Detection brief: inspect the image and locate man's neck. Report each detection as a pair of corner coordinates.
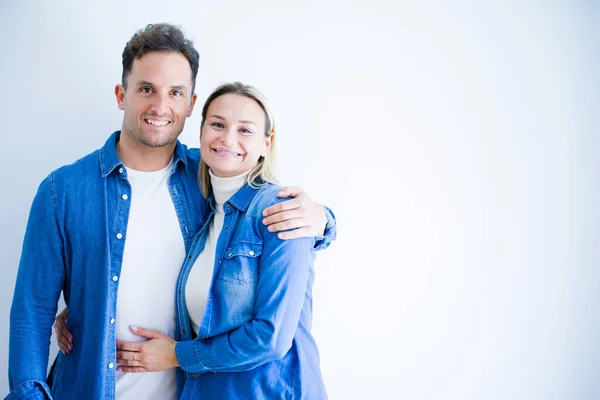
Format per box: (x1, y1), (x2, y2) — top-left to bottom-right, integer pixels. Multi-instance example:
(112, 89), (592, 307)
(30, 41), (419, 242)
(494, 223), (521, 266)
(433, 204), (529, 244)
(116, 130), (177, 172)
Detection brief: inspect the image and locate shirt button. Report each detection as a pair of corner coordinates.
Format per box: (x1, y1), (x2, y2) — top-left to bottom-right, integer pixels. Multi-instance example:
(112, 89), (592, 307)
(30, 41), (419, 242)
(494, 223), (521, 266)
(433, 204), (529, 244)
(116, 233), (123, 239)
(192, 373), (197, 378)
(217, 259), (221, 264)
(208, 297), (212, 302)
(118, 168), (123, 174)
(228, 253), (232, 258)
(225, 226), (229, 230)
(108, 363), (114, 369)
(110, 318), (115, 324)
(122, 194), (128, 200)
(249, 251), (255, 256)
(112, 275), (118, 282)
(226, 204), (230, 209)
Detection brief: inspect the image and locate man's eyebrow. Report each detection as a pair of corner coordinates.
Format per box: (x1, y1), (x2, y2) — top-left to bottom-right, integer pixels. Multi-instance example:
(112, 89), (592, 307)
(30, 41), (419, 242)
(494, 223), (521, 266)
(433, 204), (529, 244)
(135, 81), (189, 91)
(135, 80), (155, 87)
(170, 85), (188, 91)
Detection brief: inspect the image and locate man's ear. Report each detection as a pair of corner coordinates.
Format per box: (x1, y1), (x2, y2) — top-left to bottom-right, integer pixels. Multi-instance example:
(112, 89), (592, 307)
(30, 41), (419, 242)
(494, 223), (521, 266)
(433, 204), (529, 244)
(187, 93), (198, 117)
(115, 84), (126, 111)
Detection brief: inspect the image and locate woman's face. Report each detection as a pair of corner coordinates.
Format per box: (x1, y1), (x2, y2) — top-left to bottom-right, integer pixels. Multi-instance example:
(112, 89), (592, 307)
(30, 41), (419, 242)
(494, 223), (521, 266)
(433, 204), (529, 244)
(200, 94), (272, 178)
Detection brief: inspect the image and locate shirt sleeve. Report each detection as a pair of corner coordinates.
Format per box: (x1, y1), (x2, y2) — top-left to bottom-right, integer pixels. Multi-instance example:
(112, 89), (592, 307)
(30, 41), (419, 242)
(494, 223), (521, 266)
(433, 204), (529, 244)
(5, 380), (53, 399)
(175, 223), (314, 373)
(9, 174), (65, 395)
(313, 205), (337, 251)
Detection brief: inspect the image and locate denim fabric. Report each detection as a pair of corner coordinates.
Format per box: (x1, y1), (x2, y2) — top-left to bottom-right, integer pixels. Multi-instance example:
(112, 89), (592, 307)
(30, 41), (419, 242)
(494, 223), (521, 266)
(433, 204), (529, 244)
(174, 183), (328, 400)
(8, 131), (336, 400)
(8, 132), (207, 399)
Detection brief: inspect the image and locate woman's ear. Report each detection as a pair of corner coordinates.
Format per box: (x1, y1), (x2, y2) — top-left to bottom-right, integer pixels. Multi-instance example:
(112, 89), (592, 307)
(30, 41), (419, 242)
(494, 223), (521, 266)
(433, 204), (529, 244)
(262, 134), (274, 156)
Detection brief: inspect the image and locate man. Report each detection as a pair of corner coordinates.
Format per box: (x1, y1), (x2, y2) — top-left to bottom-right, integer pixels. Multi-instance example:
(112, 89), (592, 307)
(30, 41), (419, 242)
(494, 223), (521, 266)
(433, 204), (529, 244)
(8, 23), (335, 400)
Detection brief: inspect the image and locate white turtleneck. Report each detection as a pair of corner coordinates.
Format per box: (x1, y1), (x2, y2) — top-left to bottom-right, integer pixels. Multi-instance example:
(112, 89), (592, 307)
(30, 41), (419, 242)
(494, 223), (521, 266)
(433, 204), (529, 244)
(186, 170), (249, 335)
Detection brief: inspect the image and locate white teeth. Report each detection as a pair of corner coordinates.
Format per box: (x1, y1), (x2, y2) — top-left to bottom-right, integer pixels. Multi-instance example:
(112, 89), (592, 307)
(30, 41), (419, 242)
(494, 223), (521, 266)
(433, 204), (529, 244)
(216, 149), (241, 156)
(146, 119), (169, 126)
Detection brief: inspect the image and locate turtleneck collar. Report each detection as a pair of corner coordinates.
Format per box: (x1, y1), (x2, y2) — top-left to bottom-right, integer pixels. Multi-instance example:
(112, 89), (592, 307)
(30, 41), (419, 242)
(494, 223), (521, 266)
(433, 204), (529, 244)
(209, 169), (250, 212)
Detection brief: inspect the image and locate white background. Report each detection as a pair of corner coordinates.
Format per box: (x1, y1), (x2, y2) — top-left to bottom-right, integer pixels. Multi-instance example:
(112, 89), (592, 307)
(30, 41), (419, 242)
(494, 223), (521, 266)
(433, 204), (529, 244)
(1, 1), (598, 399)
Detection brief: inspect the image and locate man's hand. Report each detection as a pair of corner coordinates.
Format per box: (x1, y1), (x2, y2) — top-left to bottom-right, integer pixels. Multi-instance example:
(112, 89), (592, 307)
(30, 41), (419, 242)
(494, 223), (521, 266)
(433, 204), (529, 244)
(116, 326), (179, 373)
(53, 307), (73, 355)
(262, 186), (327, 240)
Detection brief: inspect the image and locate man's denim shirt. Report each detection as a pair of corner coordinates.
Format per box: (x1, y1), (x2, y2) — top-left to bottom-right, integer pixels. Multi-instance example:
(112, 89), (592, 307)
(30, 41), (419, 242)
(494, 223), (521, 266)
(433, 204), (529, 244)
(7, 131), (337, 400)
(174, 183), (328, 399)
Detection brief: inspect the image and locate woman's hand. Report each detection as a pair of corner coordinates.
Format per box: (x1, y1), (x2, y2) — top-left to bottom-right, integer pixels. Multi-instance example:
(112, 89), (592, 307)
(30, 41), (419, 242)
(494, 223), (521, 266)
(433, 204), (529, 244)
(53, 307), (73, 354)
(116, 326), (179, 373)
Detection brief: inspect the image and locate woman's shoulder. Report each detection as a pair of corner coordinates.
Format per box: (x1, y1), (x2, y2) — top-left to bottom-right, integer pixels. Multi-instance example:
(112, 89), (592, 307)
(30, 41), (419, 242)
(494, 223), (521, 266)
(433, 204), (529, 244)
(245, 183), (284, 217)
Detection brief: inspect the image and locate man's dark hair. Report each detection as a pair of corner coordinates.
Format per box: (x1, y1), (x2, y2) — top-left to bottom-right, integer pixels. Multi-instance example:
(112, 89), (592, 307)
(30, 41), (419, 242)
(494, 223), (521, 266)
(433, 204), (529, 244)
(121, 23), (200, 93)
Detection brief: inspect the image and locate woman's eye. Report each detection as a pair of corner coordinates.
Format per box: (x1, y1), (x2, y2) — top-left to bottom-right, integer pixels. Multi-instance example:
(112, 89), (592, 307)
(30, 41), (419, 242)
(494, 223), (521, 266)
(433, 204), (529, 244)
(211, 122), (224, 129)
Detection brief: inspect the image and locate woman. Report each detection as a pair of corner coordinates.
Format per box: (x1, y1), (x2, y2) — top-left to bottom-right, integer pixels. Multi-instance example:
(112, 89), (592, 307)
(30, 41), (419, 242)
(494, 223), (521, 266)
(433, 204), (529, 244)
(105, 82), (326, 399)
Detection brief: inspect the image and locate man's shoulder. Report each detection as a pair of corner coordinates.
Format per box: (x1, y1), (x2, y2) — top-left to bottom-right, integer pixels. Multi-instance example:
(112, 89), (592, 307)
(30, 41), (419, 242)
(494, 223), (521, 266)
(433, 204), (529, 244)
(185, 146), (200, 161)
(46, 148), (102, 187)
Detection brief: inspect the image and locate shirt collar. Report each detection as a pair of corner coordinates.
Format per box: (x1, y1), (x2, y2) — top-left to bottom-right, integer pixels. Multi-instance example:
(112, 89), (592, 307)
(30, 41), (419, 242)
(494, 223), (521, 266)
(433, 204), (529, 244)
(99, 131), (189, 178)
(207, 181), (262, 213)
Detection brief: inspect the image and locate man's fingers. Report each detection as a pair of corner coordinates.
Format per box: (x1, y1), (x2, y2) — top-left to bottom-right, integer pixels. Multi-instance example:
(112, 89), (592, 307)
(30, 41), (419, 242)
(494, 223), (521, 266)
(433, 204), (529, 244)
(276, 186), (304, 198)
(277, 227), (313, 240)
(263, 209), (308, 227)
(116, 340), (142, 352)
(262, 197), (303, 218)
(266, 218), (308, 234)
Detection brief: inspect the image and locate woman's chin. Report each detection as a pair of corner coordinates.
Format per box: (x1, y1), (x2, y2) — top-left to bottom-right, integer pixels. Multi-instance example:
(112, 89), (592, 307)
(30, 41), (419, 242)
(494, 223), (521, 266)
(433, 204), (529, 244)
(208, 166), (245, 178)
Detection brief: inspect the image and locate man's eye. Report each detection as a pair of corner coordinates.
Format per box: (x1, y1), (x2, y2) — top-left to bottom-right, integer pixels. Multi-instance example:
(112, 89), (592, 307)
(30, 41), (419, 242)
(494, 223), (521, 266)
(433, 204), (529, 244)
(140, 87), (153, 94)
(172, 90), (182, 97)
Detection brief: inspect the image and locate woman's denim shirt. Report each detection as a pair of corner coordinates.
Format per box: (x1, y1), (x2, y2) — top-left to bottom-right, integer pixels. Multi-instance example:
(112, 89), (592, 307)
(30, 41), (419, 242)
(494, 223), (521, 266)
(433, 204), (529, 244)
(174, 183), (329, 400)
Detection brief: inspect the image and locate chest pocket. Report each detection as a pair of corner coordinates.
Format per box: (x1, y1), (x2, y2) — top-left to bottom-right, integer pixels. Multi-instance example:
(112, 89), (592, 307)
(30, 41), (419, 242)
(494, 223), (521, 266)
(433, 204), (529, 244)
(219, 240), (262, 284)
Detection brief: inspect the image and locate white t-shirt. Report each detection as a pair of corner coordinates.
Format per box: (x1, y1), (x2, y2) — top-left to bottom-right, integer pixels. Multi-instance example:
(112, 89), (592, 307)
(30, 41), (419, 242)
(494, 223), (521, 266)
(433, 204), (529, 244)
(186, 170), (248, 335)
(115, 159), (185, 400)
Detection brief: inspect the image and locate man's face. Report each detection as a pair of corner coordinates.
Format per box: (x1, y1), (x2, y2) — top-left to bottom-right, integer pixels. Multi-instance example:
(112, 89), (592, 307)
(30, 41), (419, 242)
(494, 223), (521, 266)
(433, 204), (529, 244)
(115, 51), (197, 148)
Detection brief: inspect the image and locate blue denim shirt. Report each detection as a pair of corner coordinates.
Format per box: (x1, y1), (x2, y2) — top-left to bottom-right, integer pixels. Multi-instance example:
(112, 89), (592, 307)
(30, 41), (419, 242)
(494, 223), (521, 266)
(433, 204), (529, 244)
(8, 131), (336, 400)
(174, 183), (329, 400)
(8, 132), (208, 400)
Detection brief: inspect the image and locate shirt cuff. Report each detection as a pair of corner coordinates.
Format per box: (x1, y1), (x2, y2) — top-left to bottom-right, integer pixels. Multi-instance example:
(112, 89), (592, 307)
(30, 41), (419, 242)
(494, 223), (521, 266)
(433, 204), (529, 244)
(6, 380), (52, 400)
(313, 206), (337, 251)
(175, 340), (210, 374)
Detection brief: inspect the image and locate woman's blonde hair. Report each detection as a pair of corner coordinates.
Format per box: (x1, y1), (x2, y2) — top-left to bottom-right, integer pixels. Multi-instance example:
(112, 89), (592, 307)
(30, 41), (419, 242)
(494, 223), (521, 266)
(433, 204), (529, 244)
(198, 82), (277, 198)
